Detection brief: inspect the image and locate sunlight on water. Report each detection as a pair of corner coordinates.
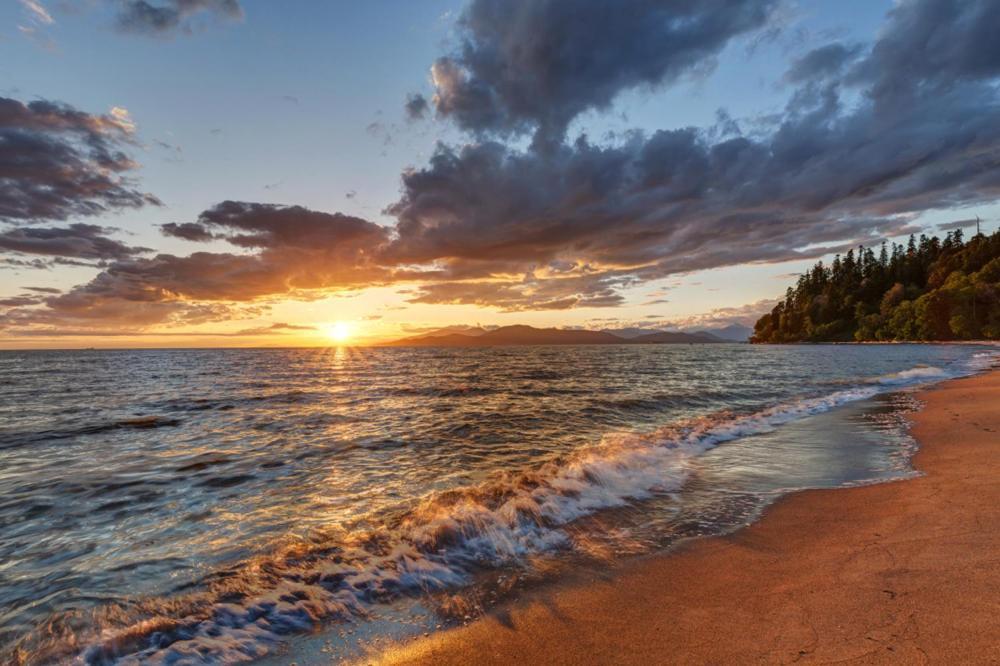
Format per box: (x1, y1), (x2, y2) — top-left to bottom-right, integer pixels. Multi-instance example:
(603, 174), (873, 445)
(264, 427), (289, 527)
(0, 344), (995, 664)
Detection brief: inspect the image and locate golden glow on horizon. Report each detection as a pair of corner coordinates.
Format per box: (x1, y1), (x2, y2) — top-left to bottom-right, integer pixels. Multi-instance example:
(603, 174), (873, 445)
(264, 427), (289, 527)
(324, 321), (353, 344)
(0, 261), (808, 349)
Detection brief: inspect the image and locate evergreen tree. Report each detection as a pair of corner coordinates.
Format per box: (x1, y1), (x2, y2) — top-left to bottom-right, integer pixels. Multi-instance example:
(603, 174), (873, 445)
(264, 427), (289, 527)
(752, 230), (1000, 342)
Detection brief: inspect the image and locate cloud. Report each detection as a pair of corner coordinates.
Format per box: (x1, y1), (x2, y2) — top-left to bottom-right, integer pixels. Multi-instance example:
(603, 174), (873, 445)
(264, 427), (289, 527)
(0, 201), (392, 333)
(160, 221), (217, 242)
(8, 0), (1000, 337)
(0, 224), (149, 260)
(1, 255), (119, 270)
(63, 219), (386, 303)
(384, 131), (913, 280)
(365, 120), (394, 148)
(404, 93), (429, 121)
(194, 200), (390, 253)
(108, 106), (135, 132)
(17, 0), (56, 49)
(405, 272), (626, 311)
(154, 139), (182, 155)
(422, 0), (779, 145)
(0, 322), (317, 338)
(846, 0), (1000, 102)
(784, 42), (861, 83)
(114, 0), (243, 36)
(0, 296), (42, 307)
(385, 0), (1000, 309)
(1, 257), (51, 270)
(936, 218), (982, 232)
(234, 322), (315, 335)
(19, 0), (54, 25)
(0, 291), (262, 333)
(0, 97), (160, 223)
(654, 298), (780, 329)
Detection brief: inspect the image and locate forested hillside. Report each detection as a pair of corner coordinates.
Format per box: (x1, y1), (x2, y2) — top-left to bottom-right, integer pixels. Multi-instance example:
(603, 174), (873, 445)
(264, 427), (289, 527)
(752, 229), (1000, 343)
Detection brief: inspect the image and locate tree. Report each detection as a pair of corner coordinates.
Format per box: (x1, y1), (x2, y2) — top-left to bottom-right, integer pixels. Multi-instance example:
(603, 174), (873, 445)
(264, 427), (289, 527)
(750, 229), (1000, 343)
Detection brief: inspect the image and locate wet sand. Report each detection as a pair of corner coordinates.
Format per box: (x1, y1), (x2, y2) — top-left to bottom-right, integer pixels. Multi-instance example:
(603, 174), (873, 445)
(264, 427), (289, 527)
(375, 369), (1000, 665)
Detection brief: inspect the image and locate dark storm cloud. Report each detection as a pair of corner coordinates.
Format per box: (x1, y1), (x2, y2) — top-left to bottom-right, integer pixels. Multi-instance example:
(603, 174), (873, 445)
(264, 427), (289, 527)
(847, 0), (1000, 102)
(0, 97), (160, 223)
(0, 223), (149, 260)
(384, 129), (916, 278)
(115, 0), (243, 36)
(194, 200), (389, 251)
(423, 0), (779, 144)
(784, 42), (861, 83)
(387, 0), (1000, 304)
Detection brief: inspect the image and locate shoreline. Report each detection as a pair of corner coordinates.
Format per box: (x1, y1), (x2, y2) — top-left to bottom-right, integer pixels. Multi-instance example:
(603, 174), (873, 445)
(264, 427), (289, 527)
(372, 367), (1000, 664)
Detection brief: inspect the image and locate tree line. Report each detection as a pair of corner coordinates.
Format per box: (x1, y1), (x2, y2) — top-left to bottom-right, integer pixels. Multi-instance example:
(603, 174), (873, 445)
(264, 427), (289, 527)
(751, 228), (1000, 343)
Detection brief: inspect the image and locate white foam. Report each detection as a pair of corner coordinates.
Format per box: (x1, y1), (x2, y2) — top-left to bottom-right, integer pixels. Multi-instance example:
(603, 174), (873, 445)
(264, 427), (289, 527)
(874, 365), (949, 384)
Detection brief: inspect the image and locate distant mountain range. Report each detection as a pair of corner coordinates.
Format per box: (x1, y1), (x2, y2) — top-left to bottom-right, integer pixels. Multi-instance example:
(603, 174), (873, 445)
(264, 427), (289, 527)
(382, 324), (750, 347)
(600, 324), (752, 342)
(696, 323), (754, 342)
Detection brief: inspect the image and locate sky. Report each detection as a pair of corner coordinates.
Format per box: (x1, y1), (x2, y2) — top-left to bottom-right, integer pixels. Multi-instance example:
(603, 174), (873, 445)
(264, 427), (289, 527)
(1, 0), (998, 348)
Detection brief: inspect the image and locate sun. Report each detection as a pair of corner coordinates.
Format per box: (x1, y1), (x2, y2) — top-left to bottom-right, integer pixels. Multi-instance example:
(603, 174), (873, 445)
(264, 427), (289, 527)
(324, 321), (353, 344)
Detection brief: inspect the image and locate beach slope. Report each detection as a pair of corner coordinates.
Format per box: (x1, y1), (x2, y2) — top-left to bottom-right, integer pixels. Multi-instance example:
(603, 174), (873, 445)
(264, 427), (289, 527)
(376, 369), (1000, 665)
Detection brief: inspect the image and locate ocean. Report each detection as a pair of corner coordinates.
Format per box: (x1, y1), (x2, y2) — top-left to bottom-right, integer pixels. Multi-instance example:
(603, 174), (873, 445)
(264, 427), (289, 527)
(0, 344), (996, 664)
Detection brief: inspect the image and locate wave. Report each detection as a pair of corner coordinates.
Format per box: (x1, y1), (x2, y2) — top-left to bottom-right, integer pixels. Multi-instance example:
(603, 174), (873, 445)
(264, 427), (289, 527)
(151, 390), (323, 412)
(0, 389), (343, 451)
(585, 388), (747, 415)
(0, 415), (182, 450)
(872, 365), (949, 385)
(871, 349), (999, 385)
(384, 385), (496, 398)
(8, 352), (997, 665)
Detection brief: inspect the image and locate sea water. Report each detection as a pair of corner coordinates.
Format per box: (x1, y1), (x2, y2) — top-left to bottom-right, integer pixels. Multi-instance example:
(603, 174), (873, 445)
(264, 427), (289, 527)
(0, 344), (995, 663)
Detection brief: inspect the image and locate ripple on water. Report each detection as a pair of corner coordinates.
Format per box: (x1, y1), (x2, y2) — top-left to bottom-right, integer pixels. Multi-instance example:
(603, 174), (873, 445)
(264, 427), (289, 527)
(0, 345), (995, 663)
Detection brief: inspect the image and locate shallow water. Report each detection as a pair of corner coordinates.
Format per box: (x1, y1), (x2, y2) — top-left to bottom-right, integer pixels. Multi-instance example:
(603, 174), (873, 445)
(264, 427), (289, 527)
(0, 344), (994, 663)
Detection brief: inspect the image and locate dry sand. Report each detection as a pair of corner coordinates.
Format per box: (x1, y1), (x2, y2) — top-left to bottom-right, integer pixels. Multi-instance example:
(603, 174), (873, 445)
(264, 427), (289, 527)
(375, 369), (1000, 665)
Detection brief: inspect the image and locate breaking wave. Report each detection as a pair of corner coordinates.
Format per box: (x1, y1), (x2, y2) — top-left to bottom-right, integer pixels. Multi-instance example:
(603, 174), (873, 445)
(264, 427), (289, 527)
(872, 365), (950, 385)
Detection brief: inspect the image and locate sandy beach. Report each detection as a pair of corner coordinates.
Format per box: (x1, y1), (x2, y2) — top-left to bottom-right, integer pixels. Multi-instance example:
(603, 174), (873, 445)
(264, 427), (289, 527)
(375, 368), (1000, 665)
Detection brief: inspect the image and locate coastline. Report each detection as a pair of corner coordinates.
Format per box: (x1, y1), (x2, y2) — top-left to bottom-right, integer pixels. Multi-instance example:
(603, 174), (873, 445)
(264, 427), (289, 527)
(372, 367), (1000, 665)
